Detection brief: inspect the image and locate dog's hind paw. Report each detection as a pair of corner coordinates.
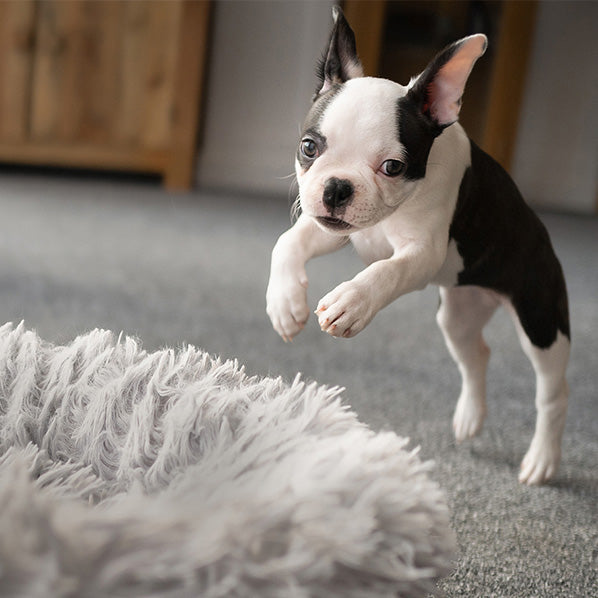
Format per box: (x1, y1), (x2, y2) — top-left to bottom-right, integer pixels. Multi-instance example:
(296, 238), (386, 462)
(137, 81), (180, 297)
(519, 443), (560, 485)
(452, 395), (486, 443)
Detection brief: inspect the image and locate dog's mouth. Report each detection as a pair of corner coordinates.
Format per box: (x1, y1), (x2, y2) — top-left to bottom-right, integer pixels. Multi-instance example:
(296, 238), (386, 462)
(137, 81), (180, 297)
(316, 216), (353, 231)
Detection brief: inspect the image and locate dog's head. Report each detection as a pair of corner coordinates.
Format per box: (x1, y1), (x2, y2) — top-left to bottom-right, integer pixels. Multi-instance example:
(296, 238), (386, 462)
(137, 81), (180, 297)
(296, 7), (487, 234)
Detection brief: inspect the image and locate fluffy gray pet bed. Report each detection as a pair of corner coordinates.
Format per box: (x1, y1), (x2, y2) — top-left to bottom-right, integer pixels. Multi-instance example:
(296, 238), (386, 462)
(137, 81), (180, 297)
(0, 322), (455, 598)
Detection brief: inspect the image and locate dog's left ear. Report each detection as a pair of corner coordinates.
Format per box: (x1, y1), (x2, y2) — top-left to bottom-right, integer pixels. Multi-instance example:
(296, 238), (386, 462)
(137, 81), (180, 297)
(315, 6), (364, 98)
(408, 34), (487, 130)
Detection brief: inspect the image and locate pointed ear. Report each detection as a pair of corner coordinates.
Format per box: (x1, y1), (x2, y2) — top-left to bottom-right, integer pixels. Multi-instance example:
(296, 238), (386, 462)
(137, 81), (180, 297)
(315, 6), (364, 98)
(408, 34), (487, 129)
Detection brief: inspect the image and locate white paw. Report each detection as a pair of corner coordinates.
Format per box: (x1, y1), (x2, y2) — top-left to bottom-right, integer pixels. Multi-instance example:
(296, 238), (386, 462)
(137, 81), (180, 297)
(266, 276), (310, 342)
(519, 440), (561, 485)
(315, 281), (374, 338)
(452, 394), (486, 443)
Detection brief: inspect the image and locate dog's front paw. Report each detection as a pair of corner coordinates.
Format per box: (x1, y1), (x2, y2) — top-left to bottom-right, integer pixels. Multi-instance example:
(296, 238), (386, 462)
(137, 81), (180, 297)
(266, 276), (310, 342)
(316, 281), (374, 338)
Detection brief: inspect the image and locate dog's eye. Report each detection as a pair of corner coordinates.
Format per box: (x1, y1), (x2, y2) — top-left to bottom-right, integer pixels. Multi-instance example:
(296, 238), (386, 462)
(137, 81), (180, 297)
(301, 139), (318, 159)
(381, 159), (405, 177)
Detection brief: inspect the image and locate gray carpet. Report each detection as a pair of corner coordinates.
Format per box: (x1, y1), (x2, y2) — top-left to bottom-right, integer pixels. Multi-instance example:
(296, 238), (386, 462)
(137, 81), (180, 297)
(0, 170), (596, 597)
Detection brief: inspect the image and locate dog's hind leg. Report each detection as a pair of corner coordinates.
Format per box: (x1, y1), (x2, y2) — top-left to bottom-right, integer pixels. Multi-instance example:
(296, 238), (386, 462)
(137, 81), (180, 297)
(437, 286), (500, 442)
(503, 301), (570, 485)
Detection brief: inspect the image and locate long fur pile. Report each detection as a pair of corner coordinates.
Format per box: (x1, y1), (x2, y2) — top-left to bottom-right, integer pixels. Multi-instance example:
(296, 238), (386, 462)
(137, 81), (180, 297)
(0, 322), (455, 597)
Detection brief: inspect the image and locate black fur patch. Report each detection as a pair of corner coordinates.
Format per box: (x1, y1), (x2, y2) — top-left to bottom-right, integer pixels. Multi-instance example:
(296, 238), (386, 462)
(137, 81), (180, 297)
(297, 86), (343, 171)
(396, 95), (443, 181)
(450, 140), (570, 348)
(315, 7), (360, 96)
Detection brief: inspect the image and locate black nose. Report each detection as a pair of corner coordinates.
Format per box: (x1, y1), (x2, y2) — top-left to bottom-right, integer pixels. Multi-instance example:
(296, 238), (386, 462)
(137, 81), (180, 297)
(322, 177), (354, 211)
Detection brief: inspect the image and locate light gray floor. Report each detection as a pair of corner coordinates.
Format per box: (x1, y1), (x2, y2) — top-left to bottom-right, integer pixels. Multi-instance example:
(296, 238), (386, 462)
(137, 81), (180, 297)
(0, 171), (596, 597)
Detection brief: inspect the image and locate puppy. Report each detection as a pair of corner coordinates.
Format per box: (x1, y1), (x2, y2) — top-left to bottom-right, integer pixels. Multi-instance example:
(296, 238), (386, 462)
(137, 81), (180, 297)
(266, 7), (570, 485)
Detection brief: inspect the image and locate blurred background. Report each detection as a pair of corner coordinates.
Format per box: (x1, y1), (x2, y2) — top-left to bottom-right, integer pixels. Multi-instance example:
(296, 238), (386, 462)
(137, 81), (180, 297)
(0, 0), (596, 211)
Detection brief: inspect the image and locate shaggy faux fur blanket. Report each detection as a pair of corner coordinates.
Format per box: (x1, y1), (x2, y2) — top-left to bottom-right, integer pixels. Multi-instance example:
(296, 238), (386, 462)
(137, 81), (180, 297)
(0, 322), (455, 598)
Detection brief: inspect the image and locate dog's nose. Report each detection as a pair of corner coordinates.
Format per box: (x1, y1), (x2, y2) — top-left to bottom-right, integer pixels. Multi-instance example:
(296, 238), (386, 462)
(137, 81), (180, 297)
(322, 177), (354, 211)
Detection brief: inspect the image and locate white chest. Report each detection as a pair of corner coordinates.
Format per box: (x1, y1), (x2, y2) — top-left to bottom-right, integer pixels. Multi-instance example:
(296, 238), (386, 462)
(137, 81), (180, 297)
(349, 226), (393, 265)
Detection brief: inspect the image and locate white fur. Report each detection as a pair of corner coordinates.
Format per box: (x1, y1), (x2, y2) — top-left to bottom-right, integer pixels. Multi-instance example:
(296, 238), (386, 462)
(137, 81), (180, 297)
(436, 286), (499, 442)
(506, 309), (570, 485)
(298, 78), (417, 230)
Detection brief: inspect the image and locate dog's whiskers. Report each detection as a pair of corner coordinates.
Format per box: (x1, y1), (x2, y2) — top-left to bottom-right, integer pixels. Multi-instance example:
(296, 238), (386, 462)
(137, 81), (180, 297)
(277, 172), (297, 181)
(290, 194), (302, 223)
(284, 174), (301, 223)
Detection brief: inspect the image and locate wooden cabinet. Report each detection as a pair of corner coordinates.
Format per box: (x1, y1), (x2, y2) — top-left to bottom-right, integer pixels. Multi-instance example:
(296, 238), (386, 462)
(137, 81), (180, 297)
(0, 0), (210, 190)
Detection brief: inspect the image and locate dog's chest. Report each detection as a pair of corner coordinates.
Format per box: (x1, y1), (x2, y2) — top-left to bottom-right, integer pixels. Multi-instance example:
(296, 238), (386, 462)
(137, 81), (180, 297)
(350, 227), (393, 265)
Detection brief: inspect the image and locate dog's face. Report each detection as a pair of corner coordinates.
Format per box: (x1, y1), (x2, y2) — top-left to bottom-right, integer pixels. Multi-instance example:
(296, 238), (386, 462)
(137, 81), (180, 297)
(296, 77), (422, 233)
(296, 7), (486, 235)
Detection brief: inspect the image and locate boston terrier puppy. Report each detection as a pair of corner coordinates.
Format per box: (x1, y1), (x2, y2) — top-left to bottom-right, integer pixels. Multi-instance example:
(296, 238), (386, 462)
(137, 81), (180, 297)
(266, 7), (570, 485)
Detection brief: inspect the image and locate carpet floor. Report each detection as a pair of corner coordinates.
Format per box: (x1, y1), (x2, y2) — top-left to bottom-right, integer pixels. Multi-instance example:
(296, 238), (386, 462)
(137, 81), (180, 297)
(0, 170), (596, 597)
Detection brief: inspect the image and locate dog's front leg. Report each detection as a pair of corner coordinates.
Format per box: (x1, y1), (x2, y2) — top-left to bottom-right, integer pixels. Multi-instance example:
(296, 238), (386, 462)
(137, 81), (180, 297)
(316, 240), (444, 338)
(267, 214), (348, 341)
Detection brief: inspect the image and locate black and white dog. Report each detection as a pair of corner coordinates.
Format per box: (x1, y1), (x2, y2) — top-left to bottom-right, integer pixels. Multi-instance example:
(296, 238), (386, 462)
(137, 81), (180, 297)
(266, 8), (570, 485)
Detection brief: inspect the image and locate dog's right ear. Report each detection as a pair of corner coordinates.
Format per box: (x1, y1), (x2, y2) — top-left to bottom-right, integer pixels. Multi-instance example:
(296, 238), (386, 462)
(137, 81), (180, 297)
(407, 34), (487, 130)
(315, 6), (364, 99)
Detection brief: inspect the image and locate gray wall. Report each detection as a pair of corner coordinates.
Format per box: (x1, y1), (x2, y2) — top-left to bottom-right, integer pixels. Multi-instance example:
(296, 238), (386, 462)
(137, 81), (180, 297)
(511, 0), (598, 214)
(197, 0), (334, 196)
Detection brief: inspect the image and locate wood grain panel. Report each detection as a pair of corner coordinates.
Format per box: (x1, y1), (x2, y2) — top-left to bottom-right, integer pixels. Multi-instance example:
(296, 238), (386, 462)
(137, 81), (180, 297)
(140, 1), (182, 149)
(0, 0), (209, 189)
(165, 0), (211, 189)
(30, 1), (68, 140)
(0, 1), (37, 141)
(116, 1), (147, 146)
(75, 1), (123, 144)
(0, 140), (168, 173)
